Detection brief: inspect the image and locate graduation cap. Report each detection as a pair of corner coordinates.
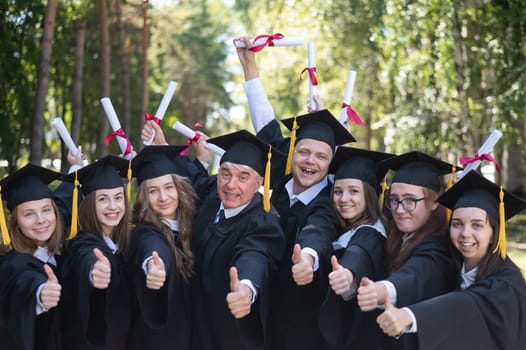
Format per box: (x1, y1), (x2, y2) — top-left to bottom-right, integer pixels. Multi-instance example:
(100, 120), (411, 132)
(378, 151), (459, 192)
(61, 155), (130, 239)
(330, 146), (395, 197)
(207, 130), (285, 212)
(281, 109), (356, 175)
(0, 164), (62, 245)
(131, 145), (187, 185)
(438, 170), (526, 259)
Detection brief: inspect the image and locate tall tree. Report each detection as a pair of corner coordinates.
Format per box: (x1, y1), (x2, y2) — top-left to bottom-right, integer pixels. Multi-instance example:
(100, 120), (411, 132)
(140, 0), (149, 139)
(97, 0), (111, 157)
(115, 0), (131, 131)
(29, 0), (58, 164)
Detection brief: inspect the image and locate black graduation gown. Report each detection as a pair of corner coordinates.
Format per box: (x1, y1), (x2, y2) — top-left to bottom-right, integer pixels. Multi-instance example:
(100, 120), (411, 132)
(257, 120), (340, 350)
(318, 226), (389, 350)
(386, 234), (459, 350)
(409, 259), (526, 350)
(125, 223), (191, 350)
(191, 191), (285, 350)
(60, 232), (130, 350)
(0, 252), (61, 350)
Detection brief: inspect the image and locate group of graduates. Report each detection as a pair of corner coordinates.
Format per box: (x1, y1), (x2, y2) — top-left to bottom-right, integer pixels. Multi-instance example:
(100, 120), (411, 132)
(1, 37), (526, 350)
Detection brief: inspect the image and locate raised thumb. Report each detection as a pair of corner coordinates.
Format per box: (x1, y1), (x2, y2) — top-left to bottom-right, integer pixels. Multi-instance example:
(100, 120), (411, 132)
(93, 248), (108, 265)
(360, 277), (371, 287)
(292, 243), (302, 264)
(152, 251), (162, 268)
(229, 266), (239, 292)
(331, 255), (340, 271)
(44, 264), (58, 283)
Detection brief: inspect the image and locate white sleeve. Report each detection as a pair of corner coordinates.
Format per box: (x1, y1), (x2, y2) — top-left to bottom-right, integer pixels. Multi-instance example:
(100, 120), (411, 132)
(239, 279), (258, 304)
(377, 280), (397, 307)
(243, 78), (275, 133)
(402, 307), (418, 333)
(301, 247), (319, 272)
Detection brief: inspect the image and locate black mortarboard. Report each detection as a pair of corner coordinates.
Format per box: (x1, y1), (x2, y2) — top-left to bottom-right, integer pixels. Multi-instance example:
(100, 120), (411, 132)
(207, 130), (285, 212)
(61, 155), (129, 195)
(438, 170), (526, 259)
(438, 170), (526, 221)
(379, 151), (459, 192)
(281, 109), (356, 150)
(329, 147), (395, 193)
(0, 164), (62, 245)
(0, 164), (62, 212)
(132, 145), (187, 185)
(208, 130), (284, 176)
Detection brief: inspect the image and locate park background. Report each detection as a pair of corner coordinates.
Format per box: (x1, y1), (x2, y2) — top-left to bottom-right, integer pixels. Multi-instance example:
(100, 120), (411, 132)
(1, 0), (525, 272)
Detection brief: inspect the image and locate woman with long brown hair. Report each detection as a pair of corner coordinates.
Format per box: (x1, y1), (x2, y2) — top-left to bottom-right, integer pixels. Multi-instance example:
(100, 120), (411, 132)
(357, 151), (459, 350)
(126, 145), (196, 350)
(60, 155), (131, 350)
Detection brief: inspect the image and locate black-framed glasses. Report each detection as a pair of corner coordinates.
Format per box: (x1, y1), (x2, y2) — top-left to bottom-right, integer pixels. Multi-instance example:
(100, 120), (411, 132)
(384, 197), (425, 212)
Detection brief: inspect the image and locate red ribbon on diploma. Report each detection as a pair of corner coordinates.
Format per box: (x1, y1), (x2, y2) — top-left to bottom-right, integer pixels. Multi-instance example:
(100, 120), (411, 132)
(105, 128), (133, 156)
(144, 113), (162, 125)
(249, 33), (284, 52)
(341, 103), (364, 126)
(180, 123), (204, 156)
(300, 67), (318, 86)
(459, 153), (501, 173)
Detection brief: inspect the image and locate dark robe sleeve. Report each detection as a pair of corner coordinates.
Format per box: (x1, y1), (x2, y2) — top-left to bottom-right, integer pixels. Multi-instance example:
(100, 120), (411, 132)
(127, 224), (174, 328)
(410, 264), (526, 350)
(388, 235), (458, 307)
(0, 253), (48, 350)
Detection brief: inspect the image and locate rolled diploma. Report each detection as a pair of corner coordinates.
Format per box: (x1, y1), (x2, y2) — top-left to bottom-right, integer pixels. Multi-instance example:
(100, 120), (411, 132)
(307, 42), (317, 109)
(144, 81), (178, 146)
(234, 36), (304, 48)
(172, 121), (225, 156)
(458, 130), (502, 180)
(339, 70), (357, 124)
(52, 118), (78, 156)
(100, 97), (131, 155)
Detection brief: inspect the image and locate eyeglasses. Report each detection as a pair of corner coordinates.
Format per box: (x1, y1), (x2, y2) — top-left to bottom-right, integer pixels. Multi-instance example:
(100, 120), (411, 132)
(384, 197), (425, 212)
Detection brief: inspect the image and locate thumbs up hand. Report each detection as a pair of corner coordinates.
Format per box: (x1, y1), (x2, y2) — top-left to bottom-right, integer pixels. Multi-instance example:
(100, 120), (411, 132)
(356, 277), (384, 311)
(226, 266), (252, 319)
(39, 264), (62, 310)
(91, 248), (111, 289)
(146, 251), (166, 290)
(291, 244), (314, 286)
(328, 255), (354, 296)
(376, 294), (412, 337)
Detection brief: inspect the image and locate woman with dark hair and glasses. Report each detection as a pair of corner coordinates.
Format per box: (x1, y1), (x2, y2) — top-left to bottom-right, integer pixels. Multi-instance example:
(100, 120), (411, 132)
(357, 151), (459, 350)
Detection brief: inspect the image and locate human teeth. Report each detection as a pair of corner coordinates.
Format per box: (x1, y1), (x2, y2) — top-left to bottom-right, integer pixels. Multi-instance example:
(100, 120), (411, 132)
(460, 242), (476, 247)
(302, 168), (315, 174)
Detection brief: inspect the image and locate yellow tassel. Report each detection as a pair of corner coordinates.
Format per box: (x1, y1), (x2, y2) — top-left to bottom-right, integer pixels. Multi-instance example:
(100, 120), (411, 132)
(126, 159), (132, 203)
(67, 171), (80, 240)
(445, 165), (456, 222)
(492, 186), (506, 259)
(264, 145), (272, 213)
(285, 117), (299, 175)
(378, 179), (388, 210)
(0, 185), (11, 246)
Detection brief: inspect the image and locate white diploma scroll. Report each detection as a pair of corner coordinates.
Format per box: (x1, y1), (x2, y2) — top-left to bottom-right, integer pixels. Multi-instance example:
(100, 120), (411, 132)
(234, 36), (304, 48)
(172, 121), (225, 156)
(52, 118), (78, 156)
(100, 97), (134, 158)
(458, 130), (503, 180)
(144, 80), (178, 146)
(339, 70), (357, 124)
(307, 42), (317, 110)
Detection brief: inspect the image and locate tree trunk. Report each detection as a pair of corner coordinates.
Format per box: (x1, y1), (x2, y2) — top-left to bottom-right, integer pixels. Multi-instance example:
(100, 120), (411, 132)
(97, 0), (111, 157)
(141, 0), (149, 149)
(29, 0), (58, 164)
(115, 0), (131, 132)
(68, 18), (87, 171)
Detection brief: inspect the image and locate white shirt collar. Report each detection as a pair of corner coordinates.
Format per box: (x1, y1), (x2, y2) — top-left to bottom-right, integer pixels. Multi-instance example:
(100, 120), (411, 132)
(219, 201), (251, 219)
(103, 235), (119, 254)
(162, 218), (179, 231)
(285, 176), (328, 207)
(332, 219), (387, 250)
(460, 264), (478, 289)
(33, 246), (56, 266)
